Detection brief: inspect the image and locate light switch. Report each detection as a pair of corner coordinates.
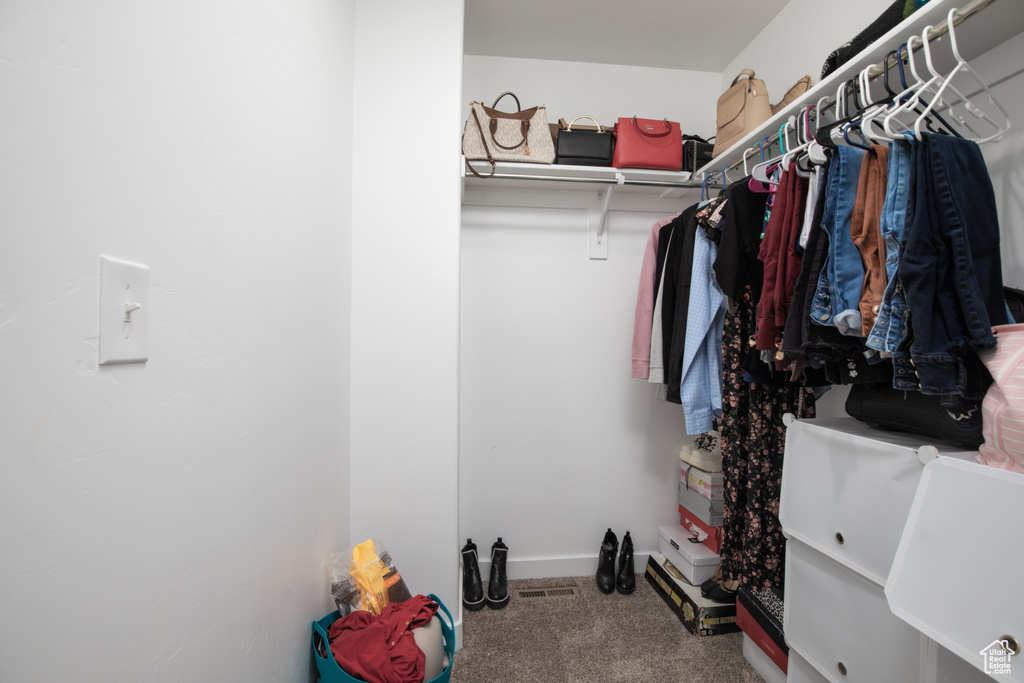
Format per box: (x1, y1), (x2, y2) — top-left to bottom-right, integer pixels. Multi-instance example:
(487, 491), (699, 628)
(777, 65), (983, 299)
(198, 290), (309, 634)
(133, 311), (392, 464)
(98, 255), (149, 365)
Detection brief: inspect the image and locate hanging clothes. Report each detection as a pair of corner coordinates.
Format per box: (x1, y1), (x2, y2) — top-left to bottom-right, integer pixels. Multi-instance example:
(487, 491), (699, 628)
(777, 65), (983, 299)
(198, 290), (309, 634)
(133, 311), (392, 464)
(631, 214), (681, 379)
(663, 205), (700, 404)
(718, 283), (816, 592)
(896, 132), (1008, 406)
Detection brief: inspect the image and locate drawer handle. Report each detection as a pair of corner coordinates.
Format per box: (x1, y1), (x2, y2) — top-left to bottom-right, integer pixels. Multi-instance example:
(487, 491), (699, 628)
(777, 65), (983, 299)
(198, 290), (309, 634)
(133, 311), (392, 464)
(1001, 635), (1020, 656)
(835, 532), (845, 545)
(837, 661), (848, 676)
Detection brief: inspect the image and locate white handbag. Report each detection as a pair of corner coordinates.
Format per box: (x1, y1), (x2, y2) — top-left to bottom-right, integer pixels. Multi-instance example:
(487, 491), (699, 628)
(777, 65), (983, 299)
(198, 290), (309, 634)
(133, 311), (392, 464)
(462, 92), (555, 177)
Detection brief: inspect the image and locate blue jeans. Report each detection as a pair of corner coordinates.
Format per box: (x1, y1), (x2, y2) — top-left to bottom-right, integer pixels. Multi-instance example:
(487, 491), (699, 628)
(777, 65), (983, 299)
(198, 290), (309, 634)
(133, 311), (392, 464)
(897, 133), (1008, 401)
(810, 145), (866, 335)
(866, 136), (913, 355)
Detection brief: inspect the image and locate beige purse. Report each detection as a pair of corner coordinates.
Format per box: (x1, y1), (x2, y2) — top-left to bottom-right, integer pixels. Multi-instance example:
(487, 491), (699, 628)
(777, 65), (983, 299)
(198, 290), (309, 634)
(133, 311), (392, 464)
(712, 69), (773, 159)
(771, 75), (813, 116)
(462, 92), (555, 177)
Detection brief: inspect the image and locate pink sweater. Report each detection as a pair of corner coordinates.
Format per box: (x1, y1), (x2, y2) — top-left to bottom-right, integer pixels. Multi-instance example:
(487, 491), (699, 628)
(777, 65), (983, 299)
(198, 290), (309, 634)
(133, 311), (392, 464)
(632, 214), (680, 379)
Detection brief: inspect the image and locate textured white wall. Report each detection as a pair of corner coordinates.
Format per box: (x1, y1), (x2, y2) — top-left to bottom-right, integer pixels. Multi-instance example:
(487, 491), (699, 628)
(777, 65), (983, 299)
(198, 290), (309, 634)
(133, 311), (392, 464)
(0, 1), (354, 680)
(349, 0), (464, 632)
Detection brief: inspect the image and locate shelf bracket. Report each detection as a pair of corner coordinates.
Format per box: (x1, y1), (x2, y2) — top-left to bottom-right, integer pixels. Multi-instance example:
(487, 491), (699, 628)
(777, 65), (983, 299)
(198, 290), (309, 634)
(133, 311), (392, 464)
(589, 172), (623, 260)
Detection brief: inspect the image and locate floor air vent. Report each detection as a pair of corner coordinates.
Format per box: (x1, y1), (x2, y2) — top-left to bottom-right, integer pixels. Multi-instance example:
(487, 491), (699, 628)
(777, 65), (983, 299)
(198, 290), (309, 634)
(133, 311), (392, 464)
(516, 586), (578, 599)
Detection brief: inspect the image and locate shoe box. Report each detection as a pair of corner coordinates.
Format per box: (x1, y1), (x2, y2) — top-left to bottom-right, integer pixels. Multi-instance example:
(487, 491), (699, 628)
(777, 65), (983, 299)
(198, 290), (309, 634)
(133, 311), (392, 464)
(645, 552), (739, 637)
(657, 524), (719, 585)
(737, 587), (788, 680)
(680, 463), (723, 500)
(678, 504), (724, 554)
(678, 481), (723, 526)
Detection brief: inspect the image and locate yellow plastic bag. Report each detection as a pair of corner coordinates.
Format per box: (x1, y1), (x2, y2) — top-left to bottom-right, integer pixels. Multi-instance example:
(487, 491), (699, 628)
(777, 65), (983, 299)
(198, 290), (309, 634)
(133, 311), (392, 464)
(328, 539), (412, 615)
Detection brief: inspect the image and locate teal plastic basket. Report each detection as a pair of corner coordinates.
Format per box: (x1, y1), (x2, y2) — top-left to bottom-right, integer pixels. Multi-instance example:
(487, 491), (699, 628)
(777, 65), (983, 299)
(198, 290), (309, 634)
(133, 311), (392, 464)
(312, 593), (455, 683)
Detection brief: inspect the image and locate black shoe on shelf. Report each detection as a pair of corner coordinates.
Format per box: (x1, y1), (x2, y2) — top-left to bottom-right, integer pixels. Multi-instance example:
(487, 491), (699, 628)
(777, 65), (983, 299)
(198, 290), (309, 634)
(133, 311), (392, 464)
(461, 538), (485, 611)
(705, 578), (739, 604)
(700, 563), (724, 598)
(615, 531), (636, 595)
(596, 528), (618, 594)
(485, 537), (510, 609)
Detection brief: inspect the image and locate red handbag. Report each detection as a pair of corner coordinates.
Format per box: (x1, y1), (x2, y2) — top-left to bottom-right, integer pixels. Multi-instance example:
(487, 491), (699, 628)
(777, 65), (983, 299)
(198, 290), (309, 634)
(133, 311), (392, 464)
(611, 117), (683, 171)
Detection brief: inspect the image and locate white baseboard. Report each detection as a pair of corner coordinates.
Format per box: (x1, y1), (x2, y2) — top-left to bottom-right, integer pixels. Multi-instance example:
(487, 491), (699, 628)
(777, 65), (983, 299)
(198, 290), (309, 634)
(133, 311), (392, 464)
(476, 552), (652, 581)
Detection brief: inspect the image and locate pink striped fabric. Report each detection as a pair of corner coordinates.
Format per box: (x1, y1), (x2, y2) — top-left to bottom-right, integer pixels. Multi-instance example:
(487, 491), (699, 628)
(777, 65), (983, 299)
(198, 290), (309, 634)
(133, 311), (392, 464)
(978, 323), (1024, 474)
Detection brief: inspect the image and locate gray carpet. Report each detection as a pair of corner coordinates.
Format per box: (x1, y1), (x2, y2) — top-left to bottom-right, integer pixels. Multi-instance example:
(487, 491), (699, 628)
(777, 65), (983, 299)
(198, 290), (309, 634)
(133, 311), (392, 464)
(451, 575), (762, 683)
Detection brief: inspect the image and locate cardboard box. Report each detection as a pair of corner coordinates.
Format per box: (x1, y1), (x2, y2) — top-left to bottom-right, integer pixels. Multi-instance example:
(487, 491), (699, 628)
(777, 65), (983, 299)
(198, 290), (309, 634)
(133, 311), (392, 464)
(657, 525), (719, 585)
(678, 481), (723, 526)
(679, 504), (724, 554)
(645, 552), (739, 637)
(680, 463), (724, 500)
(737, 587), (788, 674)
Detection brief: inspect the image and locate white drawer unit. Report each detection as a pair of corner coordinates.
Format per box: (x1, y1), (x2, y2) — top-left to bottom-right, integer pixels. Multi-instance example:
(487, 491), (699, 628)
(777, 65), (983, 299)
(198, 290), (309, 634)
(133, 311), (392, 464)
(779, 417), (975, 587)
(887, 458), (1024, 683)
(787, 650), (830, 683)
(784, 540), (925, 683)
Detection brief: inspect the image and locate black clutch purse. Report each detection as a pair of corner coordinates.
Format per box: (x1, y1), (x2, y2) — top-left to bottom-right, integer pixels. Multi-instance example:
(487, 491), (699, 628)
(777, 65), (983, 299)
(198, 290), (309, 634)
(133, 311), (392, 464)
(555, 116), (615, 167)
(682, 135), (715, 173)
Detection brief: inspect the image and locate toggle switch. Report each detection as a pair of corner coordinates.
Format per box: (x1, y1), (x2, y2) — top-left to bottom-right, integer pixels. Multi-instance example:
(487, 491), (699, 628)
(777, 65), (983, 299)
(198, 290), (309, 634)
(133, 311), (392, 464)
(98, 255), (149, 365)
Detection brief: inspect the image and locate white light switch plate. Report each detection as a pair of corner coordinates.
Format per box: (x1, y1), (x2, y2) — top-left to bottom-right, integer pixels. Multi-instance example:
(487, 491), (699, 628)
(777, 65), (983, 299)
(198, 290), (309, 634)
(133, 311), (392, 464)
(98, 256), (149, 365)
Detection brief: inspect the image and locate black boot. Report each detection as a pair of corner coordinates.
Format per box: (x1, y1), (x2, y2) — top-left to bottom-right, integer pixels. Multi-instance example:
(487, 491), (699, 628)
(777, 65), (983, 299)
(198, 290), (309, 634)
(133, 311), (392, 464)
(616, 531), (635, 594)
(596, 528), (618, 594)
(485, 537), (510, 609)
(461, 539), (485, 611)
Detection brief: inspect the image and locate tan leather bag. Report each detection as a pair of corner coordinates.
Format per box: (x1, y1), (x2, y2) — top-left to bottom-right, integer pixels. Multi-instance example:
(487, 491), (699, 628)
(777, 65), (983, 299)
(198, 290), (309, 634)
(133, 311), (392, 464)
(771, 75), (812, 116)
(712, 69), (772, 158)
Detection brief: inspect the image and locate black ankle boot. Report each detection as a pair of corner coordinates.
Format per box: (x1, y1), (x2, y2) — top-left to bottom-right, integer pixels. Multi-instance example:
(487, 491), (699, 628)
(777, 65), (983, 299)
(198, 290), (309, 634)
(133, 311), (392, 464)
(485, 537), (510, 609)
(596, 528), (618, 594)
(461, 538), (485, 611)
(616, 531), (635, 594)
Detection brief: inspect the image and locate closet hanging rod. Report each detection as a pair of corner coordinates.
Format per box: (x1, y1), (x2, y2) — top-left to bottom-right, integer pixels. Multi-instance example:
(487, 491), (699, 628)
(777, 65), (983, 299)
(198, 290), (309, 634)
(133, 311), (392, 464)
(702, 0), (997, 184)
(464, 165), (714, 189)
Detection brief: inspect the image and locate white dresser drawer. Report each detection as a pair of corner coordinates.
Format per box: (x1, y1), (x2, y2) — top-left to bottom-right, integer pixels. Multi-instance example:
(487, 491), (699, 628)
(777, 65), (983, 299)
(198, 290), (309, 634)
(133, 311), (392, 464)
(787, 649), (830, 683)
(887, 458), (1024, 683)
(784, 540), (924, 683)
(780, 417), (974, 586)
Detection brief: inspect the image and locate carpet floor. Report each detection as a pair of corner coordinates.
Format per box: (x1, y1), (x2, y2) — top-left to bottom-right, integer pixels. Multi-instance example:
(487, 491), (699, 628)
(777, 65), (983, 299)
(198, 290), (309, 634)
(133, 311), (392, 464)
(451, 574), (762, 683)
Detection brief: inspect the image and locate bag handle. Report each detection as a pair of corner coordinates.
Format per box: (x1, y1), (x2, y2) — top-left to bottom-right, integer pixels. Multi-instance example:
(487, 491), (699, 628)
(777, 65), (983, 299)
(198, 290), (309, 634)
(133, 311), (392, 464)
(631, 117), (673, 138)
(466, 106), (496, 179)
(566, 115), (603, 132)
(489, 118), (530, 151)
(730, 69), (757, 86)
(491, 91), (521, 112)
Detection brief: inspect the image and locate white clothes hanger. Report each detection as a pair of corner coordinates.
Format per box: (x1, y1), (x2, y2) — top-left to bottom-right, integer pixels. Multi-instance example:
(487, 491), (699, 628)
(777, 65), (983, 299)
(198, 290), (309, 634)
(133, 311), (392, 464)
(883, 39), (930, 138)
(912, 8), (1010, 143)
(742, 146), (759, 176)
(807, 95), (831, 165)
(858, 64), (894, 144)
(752, 120), (796, 183)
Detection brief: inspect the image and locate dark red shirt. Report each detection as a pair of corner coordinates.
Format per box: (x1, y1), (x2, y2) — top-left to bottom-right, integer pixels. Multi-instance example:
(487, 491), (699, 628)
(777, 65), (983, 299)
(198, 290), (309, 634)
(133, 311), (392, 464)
(328, 595), (438, 683)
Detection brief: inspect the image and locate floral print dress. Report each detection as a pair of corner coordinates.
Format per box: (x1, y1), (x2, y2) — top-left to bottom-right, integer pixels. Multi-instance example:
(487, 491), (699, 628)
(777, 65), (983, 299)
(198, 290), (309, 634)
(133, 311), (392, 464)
(718, 284), (816, 591)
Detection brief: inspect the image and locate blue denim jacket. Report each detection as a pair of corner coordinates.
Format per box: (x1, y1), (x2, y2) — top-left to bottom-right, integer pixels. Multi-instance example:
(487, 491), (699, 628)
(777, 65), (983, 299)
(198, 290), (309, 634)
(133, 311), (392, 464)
(810, 145), (866, 336)
(866, 137), (913, 356)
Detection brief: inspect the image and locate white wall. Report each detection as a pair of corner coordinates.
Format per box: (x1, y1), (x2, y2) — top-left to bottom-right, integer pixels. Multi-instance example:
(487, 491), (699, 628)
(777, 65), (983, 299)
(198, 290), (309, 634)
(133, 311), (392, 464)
(721, 0), (896, 101)
(0, 1), (354, 680)
(463, 56), (721, 139)
(349, 0), (464, 633)
(459, 58), (718, 577)
(975, 30), (1024, 290)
